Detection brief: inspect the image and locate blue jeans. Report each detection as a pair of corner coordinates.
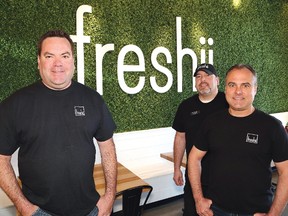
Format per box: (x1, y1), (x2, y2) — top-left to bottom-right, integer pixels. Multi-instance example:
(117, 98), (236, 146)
(211, 204), (253, 216)
(32, 206), (99, 216)
(87, 206), (99, 216)
(32, 208), (51, 216)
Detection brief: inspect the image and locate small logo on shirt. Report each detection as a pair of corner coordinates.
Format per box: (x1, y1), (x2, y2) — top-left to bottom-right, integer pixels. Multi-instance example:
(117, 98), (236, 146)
(190, 110), (200, 116)
(246, 133), (258, 144)
(74, 106), (85, 116)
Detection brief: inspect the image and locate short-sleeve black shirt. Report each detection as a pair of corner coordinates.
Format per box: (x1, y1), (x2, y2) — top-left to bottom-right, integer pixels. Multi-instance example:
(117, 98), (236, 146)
(195, 109), (288, 213)
(173, 91), (228, 154)
(172, 91), (228, 186)
(0, 81), (116, 216)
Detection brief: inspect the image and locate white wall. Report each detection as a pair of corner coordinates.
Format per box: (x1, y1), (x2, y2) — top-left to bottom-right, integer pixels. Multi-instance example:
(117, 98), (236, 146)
(270, 112), (288, 127)
(112, 127), (184, 205)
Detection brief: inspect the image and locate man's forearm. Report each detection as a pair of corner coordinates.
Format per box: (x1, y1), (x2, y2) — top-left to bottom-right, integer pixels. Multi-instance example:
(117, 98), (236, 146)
(99, 139), (117, 198)
(173, 132), (186, 170)
(188, 159), (204, 201)
(188, 147), (213, 215)
(173, 146), (185, 171)
(268, 171), (288, 215)
(188, 147), (205, 201)
(0, 155), (36, 215)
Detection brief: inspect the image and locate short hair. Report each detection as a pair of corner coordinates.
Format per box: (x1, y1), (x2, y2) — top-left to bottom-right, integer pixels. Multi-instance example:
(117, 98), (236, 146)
(226, 64), (258, 85)
(37, 30), (74, 56)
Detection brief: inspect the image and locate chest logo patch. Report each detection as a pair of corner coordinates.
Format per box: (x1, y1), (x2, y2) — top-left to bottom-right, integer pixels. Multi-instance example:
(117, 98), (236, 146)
(246, 133), (258, 144)
(74, 106), (85, 116)
(190, 110), (200, 116)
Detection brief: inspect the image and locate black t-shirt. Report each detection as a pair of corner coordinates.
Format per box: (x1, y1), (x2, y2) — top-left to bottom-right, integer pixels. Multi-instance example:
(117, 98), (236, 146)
(173, 92), (228, 154)
(0, 81), (116, 216)
(196, 109), (288, 214)
(172, 92), (228, 186)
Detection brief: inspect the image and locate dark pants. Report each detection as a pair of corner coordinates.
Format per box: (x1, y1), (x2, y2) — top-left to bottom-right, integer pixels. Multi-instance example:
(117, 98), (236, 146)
(211, 204), (253, 216)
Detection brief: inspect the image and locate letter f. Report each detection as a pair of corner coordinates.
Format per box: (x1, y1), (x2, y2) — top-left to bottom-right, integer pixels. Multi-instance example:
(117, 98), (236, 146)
(70, 5), (92, 84)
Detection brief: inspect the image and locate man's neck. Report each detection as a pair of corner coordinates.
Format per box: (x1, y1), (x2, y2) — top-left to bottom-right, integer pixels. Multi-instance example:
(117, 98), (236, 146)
(199, 90), (218, 103)
(228, 106), (255, 117)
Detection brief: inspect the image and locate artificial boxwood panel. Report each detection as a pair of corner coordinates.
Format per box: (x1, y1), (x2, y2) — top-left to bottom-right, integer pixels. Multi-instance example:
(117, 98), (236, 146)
(1, 0), (287, 132)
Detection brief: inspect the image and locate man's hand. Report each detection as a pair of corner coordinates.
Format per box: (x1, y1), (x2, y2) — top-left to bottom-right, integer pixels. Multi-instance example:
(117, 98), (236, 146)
(173, 168), (184, 186)
(195, 197), (213, 216)
(96, 195), (114, 216)
(18, 204), (39, 216)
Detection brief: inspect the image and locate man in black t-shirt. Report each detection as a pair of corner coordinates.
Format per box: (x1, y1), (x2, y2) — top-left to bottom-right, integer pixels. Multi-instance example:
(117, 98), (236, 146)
(172, 63), (228, 216)
(0, 30), (117, 216)
(188, 64), (288, 216)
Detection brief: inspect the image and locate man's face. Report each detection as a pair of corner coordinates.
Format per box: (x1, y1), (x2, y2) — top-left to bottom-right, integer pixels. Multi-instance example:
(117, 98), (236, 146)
(225, 68), (257, 115)
(38, 37), (75, 90)
(195, 71), (219, 95)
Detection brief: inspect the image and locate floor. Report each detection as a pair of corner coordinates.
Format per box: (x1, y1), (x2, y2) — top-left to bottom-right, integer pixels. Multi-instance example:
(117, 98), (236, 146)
(144, 197), (183, 216)
(143, 197), (288, 216)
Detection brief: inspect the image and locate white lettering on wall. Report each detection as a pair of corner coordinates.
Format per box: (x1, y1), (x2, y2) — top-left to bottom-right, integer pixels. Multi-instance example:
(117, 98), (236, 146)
(176, 17), (198, 92)
(150, 47), (173, 93)
(118, 45), (145, 94)
(95, 44), (115, 95)
(70, 5), (92, 85)
(71, 5), (214, 95)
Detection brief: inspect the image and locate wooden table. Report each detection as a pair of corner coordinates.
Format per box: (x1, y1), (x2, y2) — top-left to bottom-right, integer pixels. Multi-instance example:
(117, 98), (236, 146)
(160, 152), (187, 167)
(93, 162), (149, 195)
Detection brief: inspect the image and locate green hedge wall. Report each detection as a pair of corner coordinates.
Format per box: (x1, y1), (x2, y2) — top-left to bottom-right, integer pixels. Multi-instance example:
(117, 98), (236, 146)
(1, 0), (288, 132)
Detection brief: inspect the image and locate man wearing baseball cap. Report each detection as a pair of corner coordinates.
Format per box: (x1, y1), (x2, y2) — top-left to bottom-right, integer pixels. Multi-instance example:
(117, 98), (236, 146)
(194, 63), (218, 76)
(172, 63), (228, 215)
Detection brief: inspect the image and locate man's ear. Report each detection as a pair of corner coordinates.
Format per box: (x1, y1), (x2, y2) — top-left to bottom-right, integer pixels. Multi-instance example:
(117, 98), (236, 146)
(37, 56), (40, 70)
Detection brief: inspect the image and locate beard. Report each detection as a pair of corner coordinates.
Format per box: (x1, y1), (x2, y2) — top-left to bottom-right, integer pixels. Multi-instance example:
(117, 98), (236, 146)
(198, 87), (212, 95)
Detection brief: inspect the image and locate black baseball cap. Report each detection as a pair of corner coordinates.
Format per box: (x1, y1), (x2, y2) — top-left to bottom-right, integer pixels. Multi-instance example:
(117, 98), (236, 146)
(193, 63), (218, 77)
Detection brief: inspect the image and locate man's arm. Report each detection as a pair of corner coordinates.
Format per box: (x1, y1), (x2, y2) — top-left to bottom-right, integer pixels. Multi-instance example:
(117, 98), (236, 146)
(266, 160), (288, 216)
(96, 138), (117, 216)
(0, 154), (38, 216)
(173, 131), (185, 186)
(188, 146), (213, 216)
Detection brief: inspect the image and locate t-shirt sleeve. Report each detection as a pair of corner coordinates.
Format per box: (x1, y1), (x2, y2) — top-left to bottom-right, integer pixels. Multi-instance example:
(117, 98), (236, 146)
(94, 102), (116, 142)
(172, 102), (185, 132)
(271, 121), (288, 163)
(0, 99), (19, 155)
